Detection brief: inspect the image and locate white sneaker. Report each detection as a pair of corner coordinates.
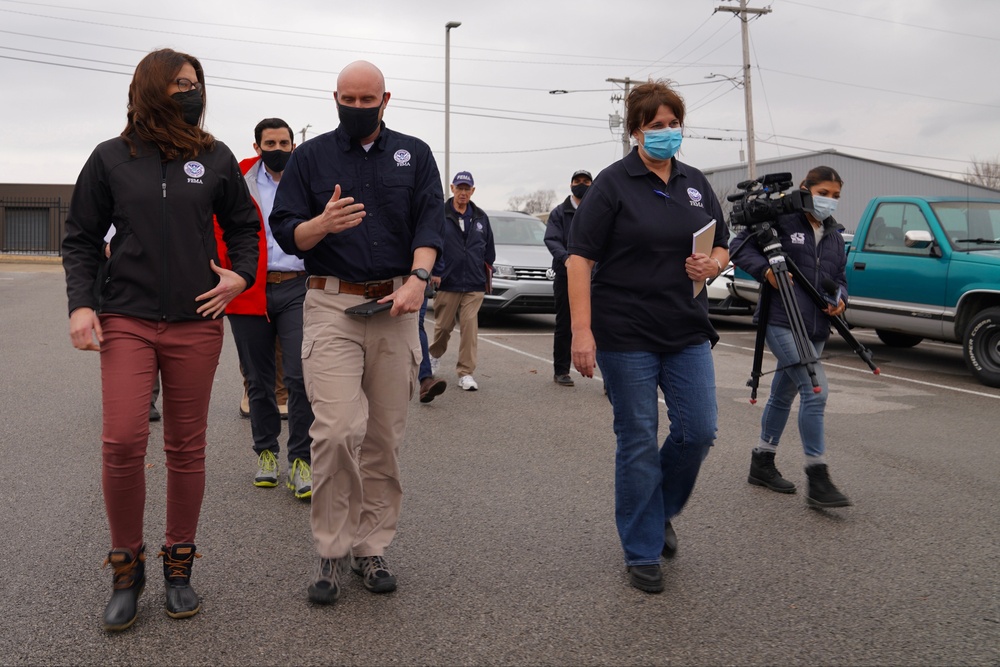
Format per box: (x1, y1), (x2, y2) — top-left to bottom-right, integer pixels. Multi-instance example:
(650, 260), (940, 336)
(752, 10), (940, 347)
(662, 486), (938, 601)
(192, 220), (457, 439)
(458, 375), (478, 391)
(429, 355), (440, 376)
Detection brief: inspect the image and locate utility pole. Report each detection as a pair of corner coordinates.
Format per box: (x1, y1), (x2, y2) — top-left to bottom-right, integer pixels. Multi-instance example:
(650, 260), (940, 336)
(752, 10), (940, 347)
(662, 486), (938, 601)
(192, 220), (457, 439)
(716, 0), (770, 180)
(606, 77), (633, 158)
(300, 124), (311, 144)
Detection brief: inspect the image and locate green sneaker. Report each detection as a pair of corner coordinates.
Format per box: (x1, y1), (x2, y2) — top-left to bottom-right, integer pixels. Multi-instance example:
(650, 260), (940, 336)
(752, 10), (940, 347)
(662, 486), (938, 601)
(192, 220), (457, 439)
(287, 458), (312, 500)
(254, 450), (278, 488)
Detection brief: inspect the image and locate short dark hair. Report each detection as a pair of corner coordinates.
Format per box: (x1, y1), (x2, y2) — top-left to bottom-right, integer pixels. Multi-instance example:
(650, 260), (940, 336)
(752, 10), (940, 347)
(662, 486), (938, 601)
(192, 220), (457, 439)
(625, 80), (685, 135)
(800, 165), (844, 190)
(254, 118), (294, 146)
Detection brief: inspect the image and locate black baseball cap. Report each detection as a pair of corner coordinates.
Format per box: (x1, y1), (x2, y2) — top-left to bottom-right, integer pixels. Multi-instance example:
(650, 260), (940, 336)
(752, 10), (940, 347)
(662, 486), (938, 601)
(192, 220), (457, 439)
(572, 169), (592, 181)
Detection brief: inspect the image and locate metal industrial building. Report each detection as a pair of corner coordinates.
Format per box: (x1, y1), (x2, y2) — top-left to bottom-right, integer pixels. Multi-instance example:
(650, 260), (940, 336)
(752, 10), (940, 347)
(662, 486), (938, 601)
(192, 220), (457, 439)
(702, 149), (1000, 233)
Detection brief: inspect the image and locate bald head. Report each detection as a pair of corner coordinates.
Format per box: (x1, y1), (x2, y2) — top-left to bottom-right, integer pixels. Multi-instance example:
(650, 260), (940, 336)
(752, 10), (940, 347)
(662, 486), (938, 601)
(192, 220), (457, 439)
(337, 61), (385, 98)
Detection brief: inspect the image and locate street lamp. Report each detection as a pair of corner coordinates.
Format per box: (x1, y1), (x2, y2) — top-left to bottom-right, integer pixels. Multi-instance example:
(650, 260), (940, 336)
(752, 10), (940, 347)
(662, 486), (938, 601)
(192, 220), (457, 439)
(445, 21), (461, 187)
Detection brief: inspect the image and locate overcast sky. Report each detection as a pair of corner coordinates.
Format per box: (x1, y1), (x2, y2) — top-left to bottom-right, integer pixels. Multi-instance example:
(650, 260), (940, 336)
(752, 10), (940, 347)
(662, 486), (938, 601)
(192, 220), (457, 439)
(1, 0), (998, 210)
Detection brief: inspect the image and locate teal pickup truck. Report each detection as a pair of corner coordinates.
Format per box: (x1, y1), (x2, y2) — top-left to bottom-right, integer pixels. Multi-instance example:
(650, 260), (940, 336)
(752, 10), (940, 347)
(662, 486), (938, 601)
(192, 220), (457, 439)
(732, 197), (1000, 387)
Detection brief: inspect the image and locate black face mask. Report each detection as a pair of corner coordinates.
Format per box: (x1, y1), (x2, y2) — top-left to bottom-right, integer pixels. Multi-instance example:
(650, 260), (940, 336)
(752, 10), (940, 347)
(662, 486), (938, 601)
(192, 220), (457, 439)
(571, 183), (590, 200)
(337, 100), (383, 140)
(260, 149), (291, 173)
(171, 89), (203, 126)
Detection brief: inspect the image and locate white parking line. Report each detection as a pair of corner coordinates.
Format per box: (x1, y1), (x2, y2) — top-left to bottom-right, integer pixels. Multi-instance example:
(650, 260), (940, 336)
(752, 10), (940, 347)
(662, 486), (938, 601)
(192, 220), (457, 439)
(716, 341), (1000, 400)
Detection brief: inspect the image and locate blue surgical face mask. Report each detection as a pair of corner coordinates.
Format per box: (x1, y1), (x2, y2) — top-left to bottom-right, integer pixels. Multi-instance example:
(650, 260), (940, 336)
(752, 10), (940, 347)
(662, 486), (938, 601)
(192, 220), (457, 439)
(639, 127), (683, 160)
(811, 195), (838, 221)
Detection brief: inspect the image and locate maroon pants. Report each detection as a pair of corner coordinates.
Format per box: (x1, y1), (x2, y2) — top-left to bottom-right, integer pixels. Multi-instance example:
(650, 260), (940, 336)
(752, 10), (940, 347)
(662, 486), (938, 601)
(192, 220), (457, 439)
(99, 315), (223, 553)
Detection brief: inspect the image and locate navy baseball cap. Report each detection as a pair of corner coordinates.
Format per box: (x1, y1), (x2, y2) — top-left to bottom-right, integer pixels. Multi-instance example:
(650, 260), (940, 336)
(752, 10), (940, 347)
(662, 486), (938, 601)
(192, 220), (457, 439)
(452, 171), (475, 187)
(572, 169), (592, 181)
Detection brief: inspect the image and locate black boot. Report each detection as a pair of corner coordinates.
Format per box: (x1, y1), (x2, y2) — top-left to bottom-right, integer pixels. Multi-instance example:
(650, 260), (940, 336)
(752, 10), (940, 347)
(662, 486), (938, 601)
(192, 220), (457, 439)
(805, 464), (852, 508)
(159, 543), (202, 619)
(748, 450), (796, 493)
(102, 545), (145, 632)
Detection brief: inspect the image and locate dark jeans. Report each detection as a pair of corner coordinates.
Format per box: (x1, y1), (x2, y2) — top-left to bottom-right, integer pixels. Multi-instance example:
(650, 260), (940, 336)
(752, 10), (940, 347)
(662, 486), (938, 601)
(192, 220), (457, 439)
(229, 276), (313, 465)
(597, 343), (717, 566)
(552, 266), (571, 375)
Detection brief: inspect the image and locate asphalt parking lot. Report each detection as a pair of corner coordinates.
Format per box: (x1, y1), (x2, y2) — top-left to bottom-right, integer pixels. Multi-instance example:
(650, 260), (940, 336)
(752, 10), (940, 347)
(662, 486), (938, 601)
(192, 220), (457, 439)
(2, 262), (998, 666)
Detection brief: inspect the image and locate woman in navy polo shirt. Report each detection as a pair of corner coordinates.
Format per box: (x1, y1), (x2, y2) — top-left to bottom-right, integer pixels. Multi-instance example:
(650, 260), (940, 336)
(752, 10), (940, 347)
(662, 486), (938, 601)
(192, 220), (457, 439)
(566, 80), (729, 594)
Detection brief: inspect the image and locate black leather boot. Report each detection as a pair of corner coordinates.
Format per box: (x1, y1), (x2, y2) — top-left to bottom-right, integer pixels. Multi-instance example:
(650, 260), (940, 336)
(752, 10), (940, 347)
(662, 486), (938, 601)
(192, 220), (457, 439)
(102, 545), (145, 632)
(805, 464), (852, 508)
(748, 450), (797, 493)
(159, 543), (202, 619)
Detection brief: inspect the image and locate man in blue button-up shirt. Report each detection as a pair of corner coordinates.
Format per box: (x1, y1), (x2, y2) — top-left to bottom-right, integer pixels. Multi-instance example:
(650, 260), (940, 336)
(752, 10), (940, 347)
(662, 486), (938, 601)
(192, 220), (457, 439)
(270, 60), (444, 605)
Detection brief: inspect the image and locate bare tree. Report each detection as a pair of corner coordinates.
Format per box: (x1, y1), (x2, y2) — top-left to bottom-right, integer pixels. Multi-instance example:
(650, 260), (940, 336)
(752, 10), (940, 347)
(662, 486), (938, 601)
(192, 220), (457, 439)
(964, 156), (1000, 190)
(508, 189), (557, 215)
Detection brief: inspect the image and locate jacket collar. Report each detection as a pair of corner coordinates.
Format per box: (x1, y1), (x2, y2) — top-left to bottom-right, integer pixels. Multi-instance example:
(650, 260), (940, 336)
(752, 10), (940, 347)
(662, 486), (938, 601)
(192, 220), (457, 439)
(334, 122), (389, 152)
(445, 197), (482, 222)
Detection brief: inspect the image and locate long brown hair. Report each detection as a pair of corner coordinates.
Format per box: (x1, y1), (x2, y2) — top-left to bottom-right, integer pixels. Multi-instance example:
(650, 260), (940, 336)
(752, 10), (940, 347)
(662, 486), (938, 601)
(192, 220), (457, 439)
(121, 49), (215, 160)
(800, 165), (844, 190)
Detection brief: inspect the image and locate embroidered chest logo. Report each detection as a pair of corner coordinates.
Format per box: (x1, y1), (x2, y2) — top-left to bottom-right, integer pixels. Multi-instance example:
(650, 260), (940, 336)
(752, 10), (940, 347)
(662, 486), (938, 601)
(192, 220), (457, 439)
(184, 161), (205, 184)
(393, 150), (411, 167)
(475, 221), (484, 233)
(790, 232), (806, 245)
(687, 187), (704, 208)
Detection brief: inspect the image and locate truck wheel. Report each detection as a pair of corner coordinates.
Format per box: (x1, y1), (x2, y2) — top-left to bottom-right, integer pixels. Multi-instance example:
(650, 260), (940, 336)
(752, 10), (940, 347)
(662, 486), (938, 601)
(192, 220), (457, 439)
(876, 330), (923, 348)
(963, 308), (1000, 388)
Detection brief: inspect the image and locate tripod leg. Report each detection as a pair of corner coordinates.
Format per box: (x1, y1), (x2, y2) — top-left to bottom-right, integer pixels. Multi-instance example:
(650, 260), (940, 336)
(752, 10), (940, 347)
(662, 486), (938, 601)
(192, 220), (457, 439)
(749, 288), (770, 404)
(770, 262), (822, 392)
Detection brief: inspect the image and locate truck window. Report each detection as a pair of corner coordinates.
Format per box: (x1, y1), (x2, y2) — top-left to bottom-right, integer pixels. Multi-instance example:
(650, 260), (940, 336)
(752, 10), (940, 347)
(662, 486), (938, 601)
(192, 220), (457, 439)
(930, 201), (1000, 250)
(864, 203), (931, 255)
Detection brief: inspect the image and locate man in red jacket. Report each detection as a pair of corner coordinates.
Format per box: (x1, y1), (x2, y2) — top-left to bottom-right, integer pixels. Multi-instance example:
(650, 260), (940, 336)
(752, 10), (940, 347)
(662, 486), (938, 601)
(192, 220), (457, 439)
(216, 118), (314, 499)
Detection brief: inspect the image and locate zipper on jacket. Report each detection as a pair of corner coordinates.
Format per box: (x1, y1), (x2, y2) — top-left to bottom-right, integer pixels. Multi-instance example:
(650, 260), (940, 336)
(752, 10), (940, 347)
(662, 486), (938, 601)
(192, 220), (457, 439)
(161, 159), (168, 320)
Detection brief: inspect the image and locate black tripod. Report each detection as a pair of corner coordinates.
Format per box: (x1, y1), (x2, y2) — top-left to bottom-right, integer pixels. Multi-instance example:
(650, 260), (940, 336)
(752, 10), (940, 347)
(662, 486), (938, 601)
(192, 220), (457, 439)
(747, 222), (880, 404)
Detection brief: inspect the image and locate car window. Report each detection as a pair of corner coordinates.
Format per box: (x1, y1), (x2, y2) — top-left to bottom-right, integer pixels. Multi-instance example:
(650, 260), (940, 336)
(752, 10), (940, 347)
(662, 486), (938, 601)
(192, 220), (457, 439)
(864, 203), (932, 255)
(931, 201), (1000, 250)
(491, 215), (546, 246)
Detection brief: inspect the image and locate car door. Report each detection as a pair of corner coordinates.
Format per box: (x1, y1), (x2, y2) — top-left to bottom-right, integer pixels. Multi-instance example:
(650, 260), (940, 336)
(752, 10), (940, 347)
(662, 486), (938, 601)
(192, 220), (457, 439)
(846, 201), (949, 338)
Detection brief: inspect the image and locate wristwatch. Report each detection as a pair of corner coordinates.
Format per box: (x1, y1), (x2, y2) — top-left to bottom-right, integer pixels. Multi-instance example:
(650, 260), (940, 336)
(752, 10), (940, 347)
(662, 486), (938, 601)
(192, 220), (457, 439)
(409, 268), (430, 282)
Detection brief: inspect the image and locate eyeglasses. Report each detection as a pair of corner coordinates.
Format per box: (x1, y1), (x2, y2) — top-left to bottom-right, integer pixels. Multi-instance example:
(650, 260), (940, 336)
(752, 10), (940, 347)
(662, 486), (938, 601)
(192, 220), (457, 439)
(174, 78), (202, 93)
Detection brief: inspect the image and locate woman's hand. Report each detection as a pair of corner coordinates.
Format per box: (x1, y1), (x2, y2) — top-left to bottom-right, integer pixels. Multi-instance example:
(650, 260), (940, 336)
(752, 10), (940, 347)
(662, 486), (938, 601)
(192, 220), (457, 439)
(572, 328), (597, 378)
(69, 307), (103, 351)
(196, 260), (247, 319)
(824, 299), (846, 317)
(685, 252), (719, 281)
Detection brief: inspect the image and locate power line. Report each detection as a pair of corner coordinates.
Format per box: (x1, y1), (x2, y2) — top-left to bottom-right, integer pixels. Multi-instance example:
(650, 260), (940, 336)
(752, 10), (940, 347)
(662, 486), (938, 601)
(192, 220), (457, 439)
(779, 0), (1000, 42)
(0, 6), (697, 68)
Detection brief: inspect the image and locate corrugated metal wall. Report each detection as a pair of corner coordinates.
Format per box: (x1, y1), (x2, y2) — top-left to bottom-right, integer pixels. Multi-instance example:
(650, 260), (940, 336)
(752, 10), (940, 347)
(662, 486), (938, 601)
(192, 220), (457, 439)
(701, 150), (1000, 233)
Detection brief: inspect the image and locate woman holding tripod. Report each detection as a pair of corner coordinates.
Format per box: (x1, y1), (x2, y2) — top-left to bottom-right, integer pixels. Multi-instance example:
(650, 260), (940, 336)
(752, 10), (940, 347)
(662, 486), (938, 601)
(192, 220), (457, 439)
(730, 166), (852, 509)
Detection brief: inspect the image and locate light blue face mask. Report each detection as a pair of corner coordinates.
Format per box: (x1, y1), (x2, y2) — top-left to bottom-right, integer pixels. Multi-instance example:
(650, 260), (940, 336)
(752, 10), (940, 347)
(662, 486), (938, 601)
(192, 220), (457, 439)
(640, 127), (683, 160)
(811, 195), (838, 221)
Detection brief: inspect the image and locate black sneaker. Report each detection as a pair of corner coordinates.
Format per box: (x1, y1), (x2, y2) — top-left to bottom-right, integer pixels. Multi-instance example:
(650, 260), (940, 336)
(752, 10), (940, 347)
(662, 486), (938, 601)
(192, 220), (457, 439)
(627, 564), (664, 593)
(662, 521), (678, 559)
(351, 555), (397, 593)
(553, 374), (575, 387)
(308, 557), (342, 605)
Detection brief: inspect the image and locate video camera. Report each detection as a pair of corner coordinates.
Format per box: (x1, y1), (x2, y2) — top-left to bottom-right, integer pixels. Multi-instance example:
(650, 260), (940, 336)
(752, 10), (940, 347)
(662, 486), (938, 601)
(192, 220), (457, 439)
(727, 172), (813, 230)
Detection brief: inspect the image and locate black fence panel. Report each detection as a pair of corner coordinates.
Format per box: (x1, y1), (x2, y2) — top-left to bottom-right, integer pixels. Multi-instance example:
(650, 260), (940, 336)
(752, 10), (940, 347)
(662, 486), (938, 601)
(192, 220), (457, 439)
(0, 197), (67, 255)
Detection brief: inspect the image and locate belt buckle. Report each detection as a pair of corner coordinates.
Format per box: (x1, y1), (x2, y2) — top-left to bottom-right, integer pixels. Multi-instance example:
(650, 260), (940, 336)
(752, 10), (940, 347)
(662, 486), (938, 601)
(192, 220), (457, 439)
(363, 281), (385, 299)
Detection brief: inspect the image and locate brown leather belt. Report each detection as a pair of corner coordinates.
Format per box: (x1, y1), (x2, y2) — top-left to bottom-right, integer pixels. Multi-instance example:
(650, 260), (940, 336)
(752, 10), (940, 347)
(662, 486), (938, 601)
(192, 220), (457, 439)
(307, 276), (394, 299)
(265, 271), (307, 284)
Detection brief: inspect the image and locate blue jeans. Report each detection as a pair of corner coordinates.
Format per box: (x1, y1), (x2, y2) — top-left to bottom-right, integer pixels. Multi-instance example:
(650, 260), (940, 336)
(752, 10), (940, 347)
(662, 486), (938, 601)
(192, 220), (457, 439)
(597, 342), (717, 566)
(418, 297), (431, 381)
(760, 326), (828, 458)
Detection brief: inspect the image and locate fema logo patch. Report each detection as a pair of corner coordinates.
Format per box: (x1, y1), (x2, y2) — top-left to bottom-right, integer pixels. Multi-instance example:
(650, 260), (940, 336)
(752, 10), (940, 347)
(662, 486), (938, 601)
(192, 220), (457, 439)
(790, 232), (806, 244)
(476, 221), (484, 232)
(393, 150), (411, 166)
(687, 187), (704, 207)
(184, 161), (205, 178)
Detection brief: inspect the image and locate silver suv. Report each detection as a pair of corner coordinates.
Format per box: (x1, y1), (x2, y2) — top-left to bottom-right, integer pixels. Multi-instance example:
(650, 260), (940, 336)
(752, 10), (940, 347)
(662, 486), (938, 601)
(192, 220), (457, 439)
(481, 210), (556, 315)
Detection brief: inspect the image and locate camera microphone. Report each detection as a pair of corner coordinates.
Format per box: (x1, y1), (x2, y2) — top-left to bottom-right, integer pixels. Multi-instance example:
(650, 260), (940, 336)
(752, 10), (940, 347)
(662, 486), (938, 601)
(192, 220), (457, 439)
(760, 172), (792, 185)
(736, 179), (757, 190)
(821, 278), (842, 307)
